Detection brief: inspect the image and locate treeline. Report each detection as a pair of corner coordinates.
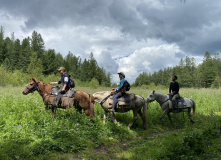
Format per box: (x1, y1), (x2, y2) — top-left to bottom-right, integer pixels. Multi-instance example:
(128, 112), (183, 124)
(0, 26), (111, 87)
(134, 51), (221, 88)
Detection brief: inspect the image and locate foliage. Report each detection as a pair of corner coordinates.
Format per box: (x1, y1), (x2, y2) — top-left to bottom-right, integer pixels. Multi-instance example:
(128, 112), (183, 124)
(89, 77), (100, 89)
(0, 26), (111, 87)
(134, 52), (221, 88)
(0, 87), (220, 159)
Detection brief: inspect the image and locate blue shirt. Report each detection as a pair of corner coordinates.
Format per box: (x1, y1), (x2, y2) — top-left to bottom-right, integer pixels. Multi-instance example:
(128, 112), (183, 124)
(116, 77), (125, 91)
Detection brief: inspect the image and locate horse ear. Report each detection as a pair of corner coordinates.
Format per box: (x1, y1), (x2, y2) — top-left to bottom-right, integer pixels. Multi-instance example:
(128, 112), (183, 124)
(31, 77), (39, 83)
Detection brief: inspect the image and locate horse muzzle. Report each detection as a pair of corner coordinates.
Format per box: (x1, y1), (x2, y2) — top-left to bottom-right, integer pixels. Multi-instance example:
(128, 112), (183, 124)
(22, 91), (28, 95)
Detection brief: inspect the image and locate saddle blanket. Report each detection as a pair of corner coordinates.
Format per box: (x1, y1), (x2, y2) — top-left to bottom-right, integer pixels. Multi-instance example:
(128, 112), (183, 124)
(109, 93), (135, 106)
(176, 97), (187, 108)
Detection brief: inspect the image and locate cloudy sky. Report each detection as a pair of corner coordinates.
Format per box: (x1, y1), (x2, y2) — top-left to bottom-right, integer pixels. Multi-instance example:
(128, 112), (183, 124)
(0, 0), (221, 83)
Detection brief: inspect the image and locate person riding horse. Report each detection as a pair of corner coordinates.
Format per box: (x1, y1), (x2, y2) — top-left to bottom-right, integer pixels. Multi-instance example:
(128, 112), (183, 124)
(50, 67), (71, 108)
(169, 75), (180, 109)
(110, 72), (126, 112)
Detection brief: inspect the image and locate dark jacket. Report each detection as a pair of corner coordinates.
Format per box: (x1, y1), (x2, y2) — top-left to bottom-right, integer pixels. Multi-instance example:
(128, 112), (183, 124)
(58, 73), (71, 91)
(169, 81), (179, 95)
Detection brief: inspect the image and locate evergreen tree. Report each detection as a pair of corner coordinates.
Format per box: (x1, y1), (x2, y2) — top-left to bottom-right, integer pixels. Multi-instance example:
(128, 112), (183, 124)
(53, 53), (64, 74)
(0, 26), (4, 64)
(27, 52), (44, 78)
(19, 38), (32, 72)
(88, 52), (98, 80)
(11, 39), (21, 70)
(3, 37), (14, 71)
(43, 49), (57, 75)
(80, 59), (90, 82)
(199, 51), (217, 88)
(31, 30), (45, 59)
(64, 51), (81, 79)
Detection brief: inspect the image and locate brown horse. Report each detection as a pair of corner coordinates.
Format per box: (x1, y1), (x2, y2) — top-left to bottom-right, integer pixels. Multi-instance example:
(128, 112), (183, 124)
(22, 77), (95, 118)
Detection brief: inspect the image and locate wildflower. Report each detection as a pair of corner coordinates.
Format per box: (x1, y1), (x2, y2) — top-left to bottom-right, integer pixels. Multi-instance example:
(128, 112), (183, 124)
(10, 94), (12, 96)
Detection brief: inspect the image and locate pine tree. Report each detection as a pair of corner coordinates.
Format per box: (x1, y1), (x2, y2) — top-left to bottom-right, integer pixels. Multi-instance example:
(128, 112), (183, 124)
(27, 52), (44, 78)
(43, 49), (57, 75)
(31, 30), (45, 59)
(199, 51), (217, 87)
(19, 38), (32, 72)
(0, 26), (4, 64)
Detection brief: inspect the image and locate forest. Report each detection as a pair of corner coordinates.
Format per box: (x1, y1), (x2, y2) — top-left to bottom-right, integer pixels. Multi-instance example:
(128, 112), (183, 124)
(134, 52), (221, 89)
(1, 25), (221, 89)
(0, 26), (111, 87)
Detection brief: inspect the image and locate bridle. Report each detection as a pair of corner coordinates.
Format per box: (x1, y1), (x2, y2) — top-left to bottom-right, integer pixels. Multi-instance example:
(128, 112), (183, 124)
(25, 82), (39, 93)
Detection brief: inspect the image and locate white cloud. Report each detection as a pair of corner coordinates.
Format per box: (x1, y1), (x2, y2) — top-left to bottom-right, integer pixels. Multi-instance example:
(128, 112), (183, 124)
(115, 44), (182, 83)
(0, 0), (220, 84)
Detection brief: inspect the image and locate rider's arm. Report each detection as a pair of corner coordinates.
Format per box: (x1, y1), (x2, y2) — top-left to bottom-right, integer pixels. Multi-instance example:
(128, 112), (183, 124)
(62, 84), (67, 91)
(116, 78), (125, 91)
(50, 82), (58, 85)
(169, 82), (172, 94)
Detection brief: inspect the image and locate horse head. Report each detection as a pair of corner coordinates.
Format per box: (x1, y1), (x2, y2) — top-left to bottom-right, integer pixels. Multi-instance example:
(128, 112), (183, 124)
(22, 77), (40, 95)
(93, 91), (108, 103)
(146, 90), (156, 103)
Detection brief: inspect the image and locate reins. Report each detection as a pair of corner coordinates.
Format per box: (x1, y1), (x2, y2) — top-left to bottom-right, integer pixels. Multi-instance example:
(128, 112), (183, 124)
(160, 99), (170, 106)
(100, 92), (114, 105)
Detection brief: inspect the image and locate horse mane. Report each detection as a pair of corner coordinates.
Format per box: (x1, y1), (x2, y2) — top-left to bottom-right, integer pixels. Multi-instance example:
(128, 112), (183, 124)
(154, 92), (169, 102)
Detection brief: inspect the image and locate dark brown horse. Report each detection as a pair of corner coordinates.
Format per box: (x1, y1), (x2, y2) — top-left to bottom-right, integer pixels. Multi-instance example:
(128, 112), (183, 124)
(22, 77), (95, 118)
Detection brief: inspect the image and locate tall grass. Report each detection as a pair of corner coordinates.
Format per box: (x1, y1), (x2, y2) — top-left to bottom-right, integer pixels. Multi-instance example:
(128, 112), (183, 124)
(0, 86), (220, 159)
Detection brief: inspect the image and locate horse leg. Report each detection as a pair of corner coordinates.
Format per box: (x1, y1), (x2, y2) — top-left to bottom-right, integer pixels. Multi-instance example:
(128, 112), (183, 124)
(167, 113), (174, 127)
(52, 107), (56, 118)
(103, 110), (108, 124)
(84, 109), (91, 117)
(188, 108), (194, 124)
(158, 109), (169, 125)
(109, 111), (117, 122)
(138, 108), (146, 130)
(128, 110), (138, 129)
(90, 103), (95, 117)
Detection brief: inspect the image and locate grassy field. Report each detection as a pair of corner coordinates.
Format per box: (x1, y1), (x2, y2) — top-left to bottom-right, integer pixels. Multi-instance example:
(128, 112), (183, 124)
(0, 86), (220, 159)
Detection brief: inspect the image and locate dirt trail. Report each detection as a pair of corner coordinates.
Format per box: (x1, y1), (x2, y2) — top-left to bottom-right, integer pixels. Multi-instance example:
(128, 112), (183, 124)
(70, 129), (180, 160)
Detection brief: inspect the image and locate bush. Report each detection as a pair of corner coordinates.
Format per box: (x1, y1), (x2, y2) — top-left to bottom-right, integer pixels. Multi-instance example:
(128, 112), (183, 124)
(89, 77), (99, 89)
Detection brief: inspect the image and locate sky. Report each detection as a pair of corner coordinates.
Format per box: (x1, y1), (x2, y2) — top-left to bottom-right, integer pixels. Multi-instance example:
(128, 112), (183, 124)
(0, 0), (221, 83)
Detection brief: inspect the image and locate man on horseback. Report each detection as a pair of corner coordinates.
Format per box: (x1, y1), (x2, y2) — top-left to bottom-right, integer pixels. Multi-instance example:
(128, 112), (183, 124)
(109, 72), (126, 112)
(169, 75), (180, 110)
(50, 67), (71, 107)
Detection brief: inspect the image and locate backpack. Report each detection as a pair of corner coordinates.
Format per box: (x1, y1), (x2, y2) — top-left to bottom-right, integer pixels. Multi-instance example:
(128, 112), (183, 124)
(124, 80), (130, 91)
(69, 78), (75, 88)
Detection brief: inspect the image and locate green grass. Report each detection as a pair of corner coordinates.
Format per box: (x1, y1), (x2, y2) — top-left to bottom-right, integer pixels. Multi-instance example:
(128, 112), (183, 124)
(0, 86), (220, 159)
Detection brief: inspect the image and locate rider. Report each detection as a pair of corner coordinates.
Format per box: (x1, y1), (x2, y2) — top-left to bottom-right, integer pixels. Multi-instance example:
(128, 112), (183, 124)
(50, 67), (71, 107)
(110, 72), (126, 112)
(169, 75), (180, 109)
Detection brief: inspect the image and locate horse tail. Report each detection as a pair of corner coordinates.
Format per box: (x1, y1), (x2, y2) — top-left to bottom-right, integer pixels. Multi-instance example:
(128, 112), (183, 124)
(190, 98), (196, 116)
(143, 97), (148, 129)
(89, 93), (95, 117)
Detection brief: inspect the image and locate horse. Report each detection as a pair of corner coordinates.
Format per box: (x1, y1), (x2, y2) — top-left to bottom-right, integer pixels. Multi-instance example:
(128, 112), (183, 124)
(146, 90), (196, 126)
(93, 91), (148, 129)
(22, 77), (95, 118)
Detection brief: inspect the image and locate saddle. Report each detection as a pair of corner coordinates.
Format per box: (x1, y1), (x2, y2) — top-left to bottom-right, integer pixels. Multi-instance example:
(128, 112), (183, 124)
(51, 86), (75, 98)
(176, 97), (187, 108)
(109, 93), (135, 106)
